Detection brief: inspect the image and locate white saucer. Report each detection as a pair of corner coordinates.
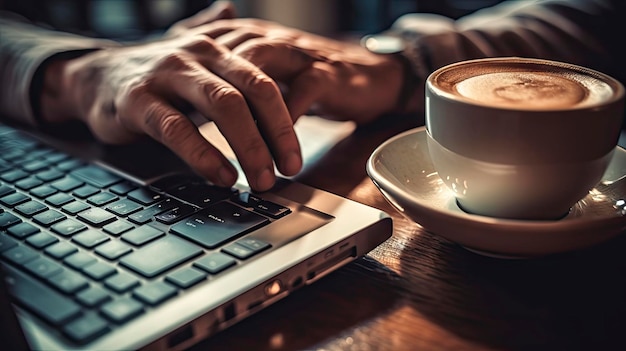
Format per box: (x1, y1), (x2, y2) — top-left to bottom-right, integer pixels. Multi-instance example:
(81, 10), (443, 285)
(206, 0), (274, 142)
(367, 127), (626, 258)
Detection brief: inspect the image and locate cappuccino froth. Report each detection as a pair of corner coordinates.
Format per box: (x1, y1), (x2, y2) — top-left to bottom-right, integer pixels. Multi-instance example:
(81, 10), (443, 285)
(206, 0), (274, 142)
(432, 60), (617, 110)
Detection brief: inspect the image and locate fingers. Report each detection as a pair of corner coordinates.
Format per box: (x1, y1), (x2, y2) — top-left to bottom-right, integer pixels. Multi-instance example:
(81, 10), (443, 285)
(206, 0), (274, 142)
(145, 38), (302, 190)
(186, 38), (303, 180)
(123, 92), (238, 188)
(215, 30), (264, 49)
(233, 39), (320, 81)
(234, 40), (331, 120)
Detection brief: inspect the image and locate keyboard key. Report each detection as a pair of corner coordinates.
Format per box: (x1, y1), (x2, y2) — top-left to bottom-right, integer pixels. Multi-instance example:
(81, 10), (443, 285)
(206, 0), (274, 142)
(51, 177), (84, 192)
(221, 243), (255, 260)
(45, 151), (70, 164)
(51, 218), (88, 236)
(76, 286), (111, 307)
(109, 181), (138, 196)
(77, 207), (116, 226)
(106, 198), (142, 216)
(128, 198), (180, 224)
(3, 265), (82, 326)
(72, 229), (110, 248)
(237, 237), (272, 252)
(104, 272), (140, 293)
(0, 192), (30, 207)
(63, 313), (110, 344)
(21, 160), (49, 173)
(95, 240), (132, 260)
(154, 203), (196, 224)
(46, 269), (89, 294)
(121, 225), (164, 246)
(170, 203), (268, 249)
(70, 165), (122, 188)
(35, 168), (64, 182)
(57, 159), (84, 172)
(64, 252), (97, 270)
(7, 222), (40, 239)
(0, 234), (18, 252)
(15, 177), (43, 190)
(45, 241), (78, 259)
(45, 192), (75, 207)
(0, 212), (22, 229)
(120, 236), (202, 278)
(149, 173), (203, 192)
(102, 219), (134, 236)
(24, 256), (63, 278)
(166, 267), (207, 289)
(72, 184), (100, 199)
(132, 281), (177, 306)
(32, 209), (66, 226)
(127, 188), (163, 206)
(61, 200), (90, 215)
(167, 182), (235, 207)
(26, 232), (59, 249)
(0, 183), (16, 197)
(100, 297), (144, 324)
(1, 169), (29, 183)
(87, 192), (118, 206)
(2, 245), (38, 265)
(82, 261), (117, 280)
(14, 200), (48, 217)
(232, 193), (291, 218)
(193, 252), (236, 274)
(30, 185), (58, 198)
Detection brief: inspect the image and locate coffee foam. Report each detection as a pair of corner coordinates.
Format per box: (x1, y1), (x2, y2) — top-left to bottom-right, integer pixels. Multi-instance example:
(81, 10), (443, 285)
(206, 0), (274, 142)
(433, 60), (616, 110)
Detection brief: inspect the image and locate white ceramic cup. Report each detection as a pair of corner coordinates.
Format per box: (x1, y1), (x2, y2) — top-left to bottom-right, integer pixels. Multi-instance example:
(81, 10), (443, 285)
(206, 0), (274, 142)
(425, 57), (625, 220)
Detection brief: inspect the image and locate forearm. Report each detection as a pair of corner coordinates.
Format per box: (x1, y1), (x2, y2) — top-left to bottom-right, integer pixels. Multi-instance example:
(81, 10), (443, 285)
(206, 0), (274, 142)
(0, 15), (119, 124)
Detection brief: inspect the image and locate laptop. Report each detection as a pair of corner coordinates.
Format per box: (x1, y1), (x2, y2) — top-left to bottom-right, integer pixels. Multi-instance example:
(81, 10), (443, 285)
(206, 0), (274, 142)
(0, 115), (392, 350)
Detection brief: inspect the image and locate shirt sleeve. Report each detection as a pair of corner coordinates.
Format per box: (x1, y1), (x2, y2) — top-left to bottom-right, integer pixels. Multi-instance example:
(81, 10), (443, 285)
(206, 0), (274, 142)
(391, 0), (625, 86)
(0, 14), (120, 125)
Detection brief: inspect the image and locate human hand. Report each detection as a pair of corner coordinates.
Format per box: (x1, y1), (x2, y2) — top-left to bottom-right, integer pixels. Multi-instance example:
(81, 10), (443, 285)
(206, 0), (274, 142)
(186, 19), (411, 124)
(39, 34), (302, 192)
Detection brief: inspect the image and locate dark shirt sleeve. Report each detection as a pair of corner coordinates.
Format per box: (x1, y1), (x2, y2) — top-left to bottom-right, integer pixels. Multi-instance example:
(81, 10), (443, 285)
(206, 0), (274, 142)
(392, 0), (625, 86)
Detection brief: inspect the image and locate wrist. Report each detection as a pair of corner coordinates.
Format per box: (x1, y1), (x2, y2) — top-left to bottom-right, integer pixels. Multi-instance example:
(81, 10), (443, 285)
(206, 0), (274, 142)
(361, 34), (427, 115)
(39, 58), (72, 123)
(36, 50), (96, 124)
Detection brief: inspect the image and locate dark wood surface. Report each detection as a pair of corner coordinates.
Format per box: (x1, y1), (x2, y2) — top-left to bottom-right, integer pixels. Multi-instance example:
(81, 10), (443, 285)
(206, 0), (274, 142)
(192, 115), (626, 351)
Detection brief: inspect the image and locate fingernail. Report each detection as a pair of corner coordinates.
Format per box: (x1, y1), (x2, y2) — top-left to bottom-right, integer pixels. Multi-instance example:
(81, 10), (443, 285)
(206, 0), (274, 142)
(283, 151), (302, 176)
(256, 167), (275, 191)
(218, 166), (236, 186)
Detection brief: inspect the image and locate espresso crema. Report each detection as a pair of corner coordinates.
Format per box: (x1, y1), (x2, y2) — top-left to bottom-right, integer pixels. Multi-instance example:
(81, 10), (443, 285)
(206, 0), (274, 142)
(432, 59), (617, 110)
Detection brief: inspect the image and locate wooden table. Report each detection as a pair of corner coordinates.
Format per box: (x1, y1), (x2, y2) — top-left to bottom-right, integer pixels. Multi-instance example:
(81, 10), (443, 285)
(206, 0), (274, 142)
(191, 115), (626, 351)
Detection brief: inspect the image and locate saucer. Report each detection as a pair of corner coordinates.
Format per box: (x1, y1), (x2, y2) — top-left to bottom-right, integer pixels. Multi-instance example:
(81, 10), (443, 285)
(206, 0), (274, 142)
(367, 127), (626, 258)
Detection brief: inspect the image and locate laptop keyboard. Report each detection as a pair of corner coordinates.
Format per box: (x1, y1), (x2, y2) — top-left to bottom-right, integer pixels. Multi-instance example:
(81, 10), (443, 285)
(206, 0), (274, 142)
(0, 125), (291, 344)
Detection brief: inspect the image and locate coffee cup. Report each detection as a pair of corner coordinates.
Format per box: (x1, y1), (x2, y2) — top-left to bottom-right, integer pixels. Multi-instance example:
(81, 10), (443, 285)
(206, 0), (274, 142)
(425, 57), (624, 220)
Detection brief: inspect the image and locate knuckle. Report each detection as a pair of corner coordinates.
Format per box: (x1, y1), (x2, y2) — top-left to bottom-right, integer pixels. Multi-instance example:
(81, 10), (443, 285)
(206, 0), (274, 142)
(125, 82), (151, 102)
(241, 137), (270, 160)
(236, 41), (272, 61)
(206, 86), (246, 111)
(156, 52), (189, 71)
(183, 35), (222, 57)
(271, 123), (296, 141)
(245, 74), (279, 100)
(154, 113), (188, 143)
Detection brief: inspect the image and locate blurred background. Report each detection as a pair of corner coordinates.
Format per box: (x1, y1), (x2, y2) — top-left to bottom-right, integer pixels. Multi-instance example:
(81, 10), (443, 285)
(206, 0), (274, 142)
(1, 0), (507, 40)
